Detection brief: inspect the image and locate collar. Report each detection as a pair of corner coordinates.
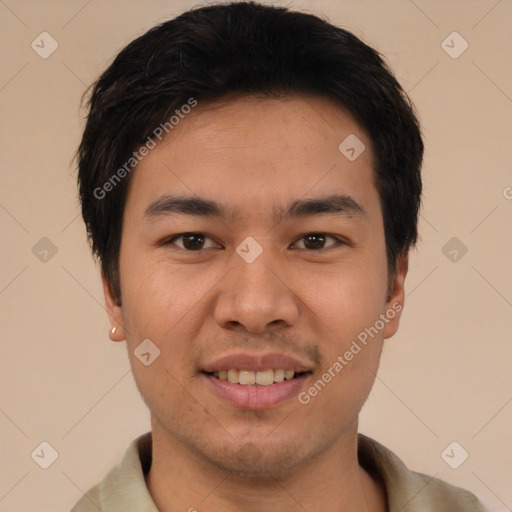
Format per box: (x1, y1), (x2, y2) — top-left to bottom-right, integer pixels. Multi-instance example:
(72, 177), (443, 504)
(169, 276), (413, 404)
(95, 432), (484, 512)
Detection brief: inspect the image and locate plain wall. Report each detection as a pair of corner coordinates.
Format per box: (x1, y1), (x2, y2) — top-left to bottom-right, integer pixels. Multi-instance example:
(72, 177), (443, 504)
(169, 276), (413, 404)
(0, 1), (511, 510)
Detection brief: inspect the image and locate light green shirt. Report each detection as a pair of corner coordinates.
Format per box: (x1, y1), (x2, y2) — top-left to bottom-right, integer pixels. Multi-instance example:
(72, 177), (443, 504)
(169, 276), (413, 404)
(71, 432), (487, 511)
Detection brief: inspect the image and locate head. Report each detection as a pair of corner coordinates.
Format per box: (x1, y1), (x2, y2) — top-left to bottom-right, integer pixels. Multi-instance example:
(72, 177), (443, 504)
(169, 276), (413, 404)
(77, 1), (422, 477)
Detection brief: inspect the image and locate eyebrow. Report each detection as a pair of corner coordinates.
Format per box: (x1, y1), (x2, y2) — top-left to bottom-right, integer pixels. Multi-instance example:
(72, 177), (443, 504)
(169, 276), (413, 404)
(144, 193), (367, 224)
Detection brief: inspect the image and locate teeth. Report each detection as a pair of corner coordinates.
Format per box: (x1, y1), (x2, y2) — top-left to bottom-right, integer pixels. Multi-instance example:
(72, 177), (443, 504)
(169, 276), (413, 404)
(255, 369), (274, 386)
(238, 370), (256, 385)
(284, 369), (295, 380)
(273, 369), (285, 382)
(214, 369), (298, 386)
(227, 369), (238, 384)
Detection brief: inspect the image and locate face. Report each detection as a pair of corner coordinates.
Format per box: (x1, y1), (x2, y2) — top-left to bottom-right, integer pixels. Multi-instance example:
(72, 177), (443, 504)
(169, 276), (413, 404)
(104, 95), (407, 477)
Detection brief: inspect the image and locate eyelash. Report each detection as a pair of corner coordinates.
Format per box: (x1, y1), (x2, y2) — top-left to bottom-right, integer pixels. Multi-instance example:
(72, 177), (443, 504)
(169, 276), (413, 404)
(161, 232), (347, 252)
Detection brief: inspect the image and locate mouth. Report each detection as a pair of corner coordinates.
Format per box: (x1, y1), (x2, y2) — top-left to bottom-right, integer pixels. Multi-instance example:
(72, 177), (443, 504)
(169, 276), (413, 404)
(203, 368), (312, 386)
(200, 352), (315, 409)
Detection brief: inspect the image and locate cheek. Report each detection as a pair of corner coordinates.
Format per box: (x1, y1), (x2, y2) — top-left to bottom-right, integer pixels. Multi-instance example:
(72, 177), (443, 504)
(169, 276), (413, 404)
(118, 251), (224, 378)
(119, 249), (198, 329)
(304, 271), (385, 414)
(305, 259), (388, 335)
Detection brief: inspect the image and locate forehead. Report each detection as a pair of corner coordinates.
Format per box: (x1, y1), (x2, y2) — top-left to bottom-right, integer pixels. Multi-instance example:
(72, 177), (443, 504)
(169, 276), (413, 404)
(125, 95), (378, 221)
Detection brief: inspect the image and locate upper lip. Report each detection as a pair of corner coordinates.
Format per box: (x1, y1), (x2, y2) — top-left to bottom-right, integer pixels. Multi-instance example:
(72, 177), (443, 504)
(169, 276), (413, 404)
(201, 352), (314, 373)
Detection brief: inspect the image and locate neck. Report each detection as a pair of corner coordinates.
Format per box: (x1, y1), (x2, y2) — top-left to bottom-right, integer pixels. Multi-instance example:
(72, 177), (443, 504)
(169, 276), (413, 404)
(146, 418), (387, 512)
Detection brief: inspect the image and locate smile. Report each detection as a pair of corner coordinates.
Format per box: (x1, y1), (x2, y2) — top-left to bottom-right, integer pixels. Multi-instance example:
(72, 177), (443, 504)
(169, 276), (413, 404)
(205, 368), (309, 386)
(202, 371), (312, 410)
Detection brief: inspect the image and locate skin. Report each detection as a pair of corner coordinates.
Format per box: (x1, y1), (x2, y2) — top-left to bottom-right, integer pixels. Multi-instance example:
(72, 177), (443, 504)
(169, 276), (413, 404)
(104, 95), (408, 512)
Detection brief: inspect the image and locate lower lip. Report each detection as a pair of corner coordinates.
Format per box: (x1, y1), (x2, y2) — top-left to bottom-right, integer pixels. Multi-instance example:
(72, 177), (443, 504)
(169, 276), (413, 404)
(202, 373), (310, 410)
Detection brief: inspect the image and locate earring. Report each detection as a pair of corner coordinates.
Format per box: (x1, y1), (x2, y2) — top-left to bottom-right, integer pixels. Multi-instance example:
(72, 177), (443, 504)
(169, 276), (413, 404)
(110, 326), (117, 335)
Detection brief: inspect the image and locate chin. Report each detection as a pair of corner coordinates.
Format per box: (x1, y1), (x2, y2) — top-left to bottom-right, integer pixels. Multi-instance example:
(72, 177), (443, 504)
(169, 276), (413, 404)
(195, 436), (320, 480)
(209, 453), (304, 479)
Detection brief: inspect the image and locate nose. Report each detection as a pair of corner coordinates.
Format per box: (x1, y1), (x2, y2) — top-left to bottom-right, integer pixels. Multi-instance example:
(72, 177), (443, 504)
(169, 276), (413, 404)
(213, 249), (300, 334)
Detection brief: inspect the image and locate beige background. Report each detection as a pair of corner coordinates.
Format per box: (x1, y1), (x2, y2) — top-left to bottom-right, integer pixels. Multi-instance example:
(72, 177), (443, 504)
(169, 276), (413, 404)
(0, 0), (511, 510)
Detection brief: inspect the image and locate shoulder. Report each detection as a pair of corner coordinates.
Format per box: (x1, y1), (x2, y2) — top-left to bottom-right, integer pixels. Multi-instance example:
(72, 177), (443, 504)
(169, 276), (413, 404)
(70, 485), (101, 512)
(357, 434), (488, 512)
(405, 469), (488, 511)
(69, 432), (155, 512)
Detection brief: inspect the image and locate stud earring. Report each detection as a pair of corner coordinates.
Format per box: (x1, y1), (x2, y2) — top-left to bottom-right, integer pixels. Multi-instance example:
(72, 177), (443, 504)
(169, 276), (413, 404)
(110, 326), (117, 335)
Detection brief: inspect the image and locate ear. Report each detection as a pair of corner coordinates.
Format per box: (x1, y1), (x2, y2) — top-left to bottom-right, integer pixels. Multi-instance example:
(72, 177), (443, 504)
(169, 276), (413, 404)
(101, 273), (126, 342)
(382, 252), (408, 340)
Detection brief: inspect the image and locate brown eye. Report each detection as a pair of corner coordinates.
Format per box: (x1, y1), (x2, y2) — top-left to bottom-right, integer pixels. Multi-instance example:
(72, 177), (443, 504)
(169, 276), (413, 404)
(293, 233), (340, 250)
(166, 233), (219, 251)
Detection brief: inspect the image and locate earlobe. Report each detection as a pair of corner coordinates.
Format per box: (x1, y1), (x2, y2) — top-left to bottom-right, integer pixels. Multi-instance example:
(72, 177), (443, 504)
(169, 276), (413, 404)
(101, 273), (126, 342)
(108, 325), (124, 341)
(382, 253), (408, 340)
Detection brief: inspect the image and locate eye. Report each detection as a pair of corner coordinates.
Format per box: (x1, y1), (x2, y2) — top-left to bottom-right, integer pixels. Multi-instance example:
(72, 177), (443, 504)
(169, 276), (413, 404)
(164, 232), (221, 251)
(292, 233), (343, 251)
(162, 232), (345, 252)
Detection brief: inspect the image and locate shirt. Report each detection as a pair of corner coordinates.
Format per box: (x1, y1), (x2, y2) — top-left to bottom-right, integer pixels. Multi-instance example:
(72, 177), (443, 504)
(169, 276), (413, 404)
(70, 432), (487, 511)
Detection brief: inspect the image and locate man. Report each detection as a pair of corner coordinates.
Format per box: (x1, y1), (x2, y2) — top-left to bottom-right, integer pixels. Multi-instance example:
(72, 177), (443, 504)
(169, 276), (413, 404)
(72, 2), (487, 511)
